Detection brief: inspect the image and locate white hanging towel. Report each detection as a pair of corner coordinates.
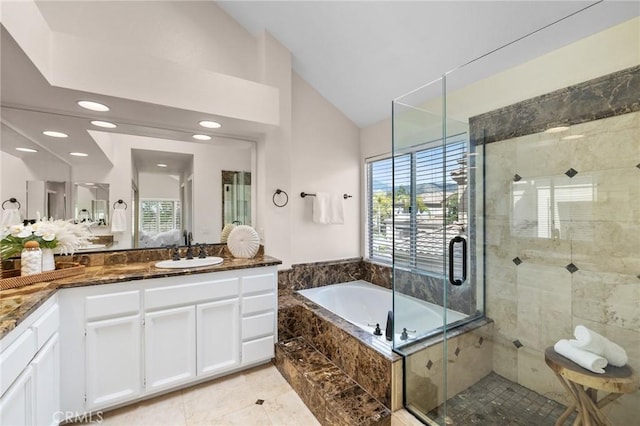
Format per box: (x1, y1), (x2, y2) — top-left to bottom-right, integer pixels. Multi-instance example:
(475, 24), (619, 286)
(111, 208), (127, 232)
(312, 192), (344, 225)
(1, 207), (21, 228)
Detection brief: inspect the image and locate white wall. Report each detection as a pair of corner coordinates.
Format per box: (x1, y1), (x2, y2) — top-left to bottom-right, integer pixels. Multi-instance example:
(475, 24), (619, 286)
(290, 73), (360, 264)
(138, 173), (181, 200)
(36, 0), (259, 82)
(1, 152), (30, 220)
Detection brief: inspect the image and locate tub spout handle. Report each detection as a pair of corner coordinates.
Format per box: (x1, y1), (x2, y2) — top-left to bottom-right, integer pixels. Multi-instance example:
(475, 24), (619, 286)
(400, 328), (417, 341)
(368, 323), (383, 336)
(385, 310), (393, 341)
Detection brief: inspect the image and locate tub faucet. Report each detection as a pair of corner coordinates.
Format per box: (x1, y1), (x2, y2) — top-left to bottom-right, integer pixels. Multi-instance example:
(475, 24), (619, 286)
(385, 310), (393, 341)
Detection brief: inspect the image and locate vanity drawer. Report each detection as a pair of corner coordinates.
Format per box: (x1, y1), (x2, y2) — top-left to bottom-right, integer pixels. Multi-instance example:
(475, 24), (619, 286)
(242, 311), (275, 340)
(0, 329), (36, 396)
(86, 290), (140, 321)
(242, 335), (274, 365)
(31, 304), (59, 349)
(242, 273), (275, 295)
(145, 278), (239, 310)
(242, 293), (275, 315)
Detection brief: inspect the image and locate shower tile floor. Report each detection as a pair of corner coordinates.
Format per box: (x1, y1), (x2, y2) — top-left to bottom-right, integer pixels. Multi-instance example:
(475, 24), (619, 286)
(426, 372), (575, 426)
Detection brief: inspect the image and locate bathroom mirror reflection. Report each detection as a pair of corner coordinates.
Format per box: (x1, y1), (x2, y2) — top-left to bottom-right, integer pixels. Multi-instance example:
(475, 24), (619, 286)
(0, 24), (260, 251)
(74, 183), (109, 226)
(222, 171), (252, 227)
(26, 180), (68, 221)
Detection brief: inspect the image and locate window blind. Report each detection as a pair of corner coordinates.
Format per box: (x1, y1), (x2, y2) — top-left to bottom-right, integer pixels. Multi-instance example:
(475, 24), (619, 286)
(367, 139), (467, 274)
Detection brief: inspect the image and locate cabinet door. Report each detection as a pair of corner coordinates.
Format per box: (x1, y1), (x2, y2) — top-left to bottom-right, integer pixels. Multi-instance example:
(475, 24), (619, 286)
(86, 315), (142, 410)
(145, 306), (196, 392)
(32, 334), (59, 426)
(197, 299), (240, 377)
(0, 365), (33, 426)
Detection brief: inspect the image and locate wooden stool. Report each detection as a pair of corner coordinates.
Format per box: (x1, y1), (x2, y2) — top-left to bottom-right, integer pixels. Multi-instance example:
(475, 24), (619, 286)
(545, 347), (639, 426)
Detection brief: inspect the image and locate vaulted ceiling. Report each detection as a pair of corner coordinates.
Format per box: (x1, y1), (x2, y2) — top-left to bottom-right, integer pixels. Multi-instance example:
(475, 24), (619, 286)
(218, 1), (639, 127)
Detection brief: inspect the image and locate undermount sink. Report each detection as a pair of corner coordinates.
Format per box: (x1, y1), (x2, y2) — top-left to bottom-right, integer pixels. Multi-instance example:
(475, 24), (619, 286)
(155, 256), (224, 269)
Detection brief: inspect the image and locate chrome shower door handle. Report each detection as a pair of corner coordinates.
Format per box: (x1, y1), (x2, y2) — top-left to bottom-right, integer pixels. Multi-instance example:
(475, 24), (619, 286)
(448, 236), (467, 286)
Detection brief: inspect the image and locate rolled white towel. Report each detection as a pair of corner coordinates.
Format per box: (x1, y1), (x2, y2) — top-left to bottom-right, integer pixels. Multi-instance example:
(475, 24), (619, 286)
(570, 325), (628, 367)
(554, 339), (607, 374)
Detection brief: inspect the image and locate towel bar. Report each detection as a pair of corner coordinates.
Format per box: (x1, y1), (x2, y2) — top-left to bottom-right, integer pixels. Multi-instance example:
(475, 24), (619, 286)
(301, 192), (352, 200)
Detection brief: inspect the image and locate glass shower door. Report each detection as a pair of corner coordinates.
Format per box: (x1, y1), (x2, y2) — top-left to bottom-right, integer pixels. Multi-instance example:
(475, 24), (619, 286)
(392, 75), (485, 424)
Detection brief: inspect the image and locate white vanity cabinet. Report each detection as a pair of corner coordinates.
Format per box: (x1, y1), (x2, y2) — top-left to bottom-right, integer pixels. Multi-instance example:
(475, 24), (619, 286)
(0, 295), (60, 426)
(84, 290), (142, 410)
(59, 265), (277, 417)
(241, 273), (277, 364)
(144, 305), (196, 392)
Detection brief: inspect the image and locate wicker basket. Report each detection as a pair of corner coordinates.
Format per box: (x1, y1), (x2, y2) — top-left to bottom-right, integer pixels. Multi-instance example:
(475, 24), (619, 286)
(0, 262), (85, 290)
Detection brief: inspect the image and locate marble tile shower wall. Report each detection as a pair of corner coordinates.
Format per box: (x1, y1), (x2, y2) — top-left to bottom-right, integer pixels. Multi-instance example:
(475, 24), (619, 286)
(474, 66), (639, 425)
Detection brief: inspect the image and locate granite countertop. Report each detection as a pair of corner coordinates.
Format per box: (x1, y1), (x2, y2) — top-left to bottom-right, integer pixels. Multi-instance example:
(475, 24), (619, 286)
(0, 254), (281, 340)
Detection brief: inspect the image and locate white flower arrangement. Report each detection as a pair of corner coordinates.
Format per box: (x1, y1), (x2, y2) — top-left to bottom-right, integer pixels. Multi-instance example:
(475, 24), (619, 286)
(1, 219), (94, 259)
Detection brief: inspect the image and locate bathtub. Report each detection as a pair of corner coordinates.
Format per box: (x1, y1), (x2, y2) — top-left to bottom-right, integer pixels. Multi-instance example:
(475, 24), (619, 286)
(297, 280), (468, 344)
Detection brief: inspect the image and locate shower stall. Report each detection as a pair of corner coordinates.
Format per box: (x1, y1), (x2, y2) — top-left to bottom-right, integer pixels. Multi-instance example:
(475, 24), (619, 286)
(389, 9), (639, 425)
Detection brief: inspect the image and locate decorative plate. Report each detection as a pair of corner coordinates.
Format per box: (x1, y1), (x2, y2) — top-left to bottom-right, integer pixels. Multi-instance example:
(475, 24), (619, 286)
(220, 223), (236, 243)
(227, 225), (260, 258)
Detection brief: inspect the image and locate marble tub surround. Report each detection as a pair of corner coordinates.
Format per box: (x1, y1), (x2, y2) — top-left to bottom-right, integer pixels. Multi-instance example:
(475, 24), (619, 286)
(279, 258), (364, 294)
(275, 337), (391, 426)
(280, 258), (475, 315)
(278, 293), (402, 410)
(475, 68), (640, 423)
(361, 260), (392, 289)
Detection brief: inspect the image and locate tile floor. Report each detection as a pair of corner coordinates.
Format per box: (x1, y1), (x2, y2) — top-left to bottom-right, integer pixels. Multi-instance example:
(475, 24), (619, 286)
(425, 373), (574, 426)
(91, 363), (422, 426)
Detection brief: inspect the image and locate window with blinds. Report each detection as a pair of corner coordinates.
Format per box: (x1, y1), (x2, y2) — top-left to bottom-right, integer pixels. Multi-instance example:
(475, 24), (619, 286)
(367, 140), (467, 273)
(140, 200), (181, 233)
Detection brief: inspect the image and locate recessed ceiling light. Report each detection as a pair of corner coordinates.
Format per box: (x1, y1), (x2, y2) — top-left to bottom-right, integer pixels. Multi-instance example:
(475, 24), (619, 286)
(199, 120), (221, 129)
(91, 120), (117, 128)
(69, 152), (89, 157)
(43, 130), (68, 138)
(85, 183), (95, 186)
(561, 134), (584, 140)
(545, 126), (570, 133)
(192, 134), (211, 141)
(77, 100), (110, 112)
(16, 147), (38, 153)
(157, 163), (168, 168)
